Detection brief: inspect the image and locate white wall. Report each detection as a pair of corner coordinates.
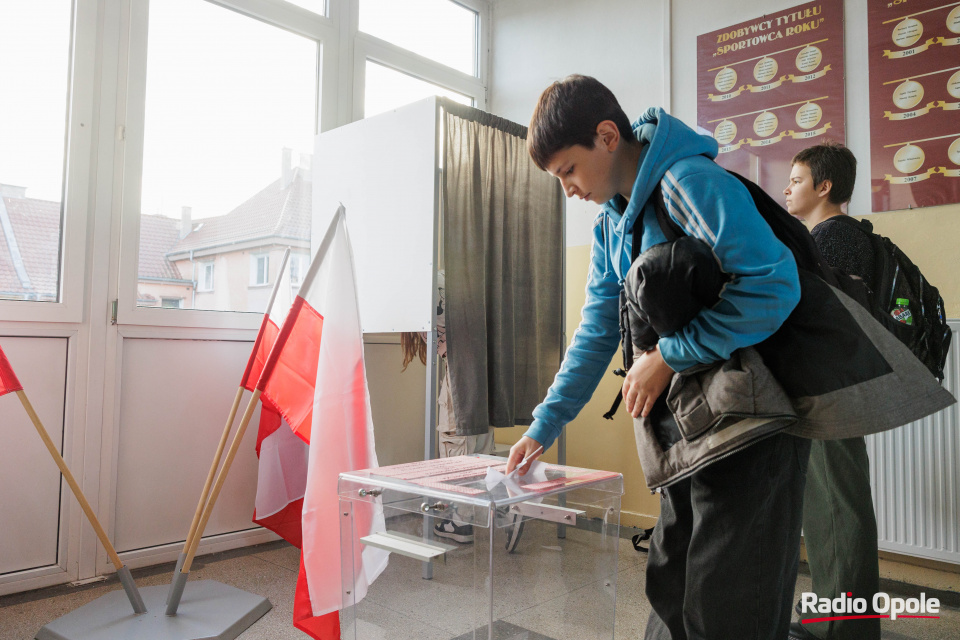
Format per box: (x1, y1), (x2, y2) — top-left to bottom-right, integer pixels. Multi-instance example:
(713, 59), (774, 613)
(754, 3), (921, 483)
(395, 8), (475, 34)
(489, 0), (668, 247)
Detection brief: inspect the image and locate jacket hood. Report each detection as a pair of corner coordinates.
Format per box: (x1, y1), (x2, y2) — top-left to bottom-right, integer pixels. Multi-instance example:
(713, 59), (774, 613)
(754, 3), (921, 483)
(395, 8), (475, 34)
(602, 108), (719, 237)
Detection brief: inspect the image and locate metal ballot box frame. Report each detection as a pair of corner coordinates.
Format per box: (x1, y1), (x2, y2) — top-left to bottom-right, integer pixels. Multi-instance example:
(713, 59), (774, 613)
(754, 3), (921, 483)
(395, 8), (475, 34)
(338, 455), (624, 640)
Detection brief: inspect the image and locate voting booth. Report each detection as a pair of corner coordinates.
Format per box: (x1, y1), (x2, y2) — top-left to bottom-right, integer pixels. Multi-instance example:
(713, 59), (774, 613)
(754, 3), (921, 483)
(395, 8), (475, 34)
(313, 96), (565, 464)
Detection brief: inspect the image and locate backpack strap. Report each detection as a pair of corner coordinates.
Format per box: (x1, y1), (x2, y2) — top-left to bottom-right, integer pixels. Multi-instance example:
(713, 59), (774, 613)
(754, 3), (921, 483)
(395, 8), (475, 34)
(606, 184), (679, 421)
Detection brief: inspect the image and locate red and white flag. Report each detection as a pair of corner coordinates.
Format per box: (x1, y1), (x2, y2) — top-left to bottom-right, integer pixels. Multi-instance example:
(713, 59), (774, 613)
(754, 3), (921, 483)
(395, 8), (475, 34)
(249, 255), (310, 547)
(255, 207), (388, 638)
(0, 344), (24, 398)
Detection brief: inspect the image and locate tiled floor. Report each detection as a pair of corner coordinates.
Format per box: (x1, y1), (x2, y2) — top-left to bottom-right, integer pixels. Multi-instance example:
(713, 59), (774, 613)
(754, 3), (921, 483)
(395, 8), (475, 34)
(0, 523), (956, 640)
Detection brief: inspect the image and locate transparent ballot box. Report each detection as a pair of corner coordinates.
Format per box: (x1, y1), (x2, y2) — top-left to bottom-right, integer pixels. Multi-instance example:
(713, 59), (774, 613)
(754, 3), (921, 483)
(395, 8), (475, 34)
(338, 455), (624, 640)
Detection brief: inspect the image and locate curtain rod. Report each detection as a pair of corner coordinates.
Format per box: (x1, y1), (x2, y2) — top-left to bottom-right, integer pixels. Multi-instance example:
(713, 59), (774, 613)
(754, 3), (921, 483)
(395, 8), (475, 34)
(439, 97), (528, 139)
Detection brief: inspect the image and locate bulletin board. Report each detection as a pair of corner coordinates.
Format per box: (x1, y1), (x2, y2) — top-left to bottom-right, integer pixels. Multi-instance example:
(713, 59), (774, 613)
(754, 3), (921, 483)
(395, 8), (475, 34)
(696, 1), (846, 201)
(867, 0), (960, 212)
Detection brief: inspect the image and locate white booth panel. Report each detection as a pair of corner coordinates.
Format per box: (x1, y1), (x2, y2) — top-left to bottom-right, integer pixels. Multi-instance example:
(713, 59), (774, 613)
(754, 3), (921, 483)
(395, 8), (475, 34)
(313, 97), (438, 334)
(0, 337), (67, 575)
(364, 340), (427, 467)
(114, 339), (260, 552)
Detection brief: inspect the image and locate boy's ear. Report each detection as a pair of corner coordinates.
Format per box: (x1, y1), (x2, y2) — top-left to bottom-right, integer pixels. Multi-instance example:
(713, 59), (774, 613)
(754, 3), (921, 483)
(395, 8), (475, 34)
(595, 120), (621, 151)
(817, 179), (833, 199)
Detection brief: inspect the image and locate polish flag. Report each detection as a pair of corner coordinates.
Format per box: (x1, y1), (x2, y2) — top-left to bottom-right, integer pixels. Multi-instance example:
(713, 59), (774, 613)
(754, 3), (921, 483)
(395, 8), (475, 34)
(0, 344), (24, 397)
(250, 255), (310, 548)
(256, 207), (388, 638)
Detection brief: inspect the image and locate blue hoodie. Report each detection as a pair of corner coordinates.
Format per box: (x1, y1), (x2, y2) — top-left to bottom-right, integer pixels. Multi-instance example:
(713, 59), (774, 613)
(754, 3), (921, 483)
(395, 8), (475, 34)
(524, 108), (801, 452)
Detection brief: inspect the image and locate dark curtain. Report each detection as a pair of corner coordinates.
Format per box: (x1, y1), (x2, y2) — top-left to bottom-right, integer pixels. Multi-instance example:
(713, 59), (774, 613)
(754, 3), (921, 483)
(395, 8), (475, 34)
(441, 99), (564, 436)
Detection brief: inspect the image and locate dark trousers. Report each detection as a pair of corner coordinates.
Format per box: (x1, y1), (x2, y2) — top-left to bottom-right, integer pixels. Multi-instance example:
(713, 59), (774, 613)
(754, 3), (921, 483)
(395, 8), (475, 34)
(801, 438), (881, 640)
(644, 433), (811, 640)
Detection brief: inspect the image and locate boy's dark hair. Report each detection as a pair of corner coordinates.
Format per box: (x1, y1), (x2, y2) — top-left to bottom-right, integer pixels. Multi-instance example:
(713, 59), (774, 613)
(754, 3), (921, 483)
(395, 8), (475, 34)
(791, 142), (857, 205)
(528, 75), (634, 170)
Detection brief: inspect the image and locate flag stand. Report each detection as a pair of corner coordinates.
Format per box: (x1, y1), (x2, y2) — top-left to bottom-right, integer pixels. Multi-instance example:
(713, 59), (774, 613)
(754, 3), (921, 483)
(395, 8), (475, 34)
(166, 391), (263, 616)
(29, 389), (272, 640)
(15, 389), (146, 616)
(19, 389), (271, 640)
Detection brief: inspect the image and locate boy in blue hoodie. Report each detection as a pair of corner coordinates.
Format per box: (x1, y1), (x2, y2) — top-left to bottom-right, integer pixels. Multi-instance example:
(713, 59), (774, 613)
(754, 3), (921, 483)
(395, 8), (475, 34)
(506, 75), (810, 639)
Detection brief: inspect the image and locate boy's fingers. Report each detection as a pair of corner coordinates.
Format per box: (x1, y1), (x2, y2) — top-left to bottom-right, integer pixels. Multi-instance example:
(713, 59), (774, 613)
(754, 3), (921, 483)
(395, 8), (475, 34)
(641, 395), (655, 418)
(506, 448), (521, 473)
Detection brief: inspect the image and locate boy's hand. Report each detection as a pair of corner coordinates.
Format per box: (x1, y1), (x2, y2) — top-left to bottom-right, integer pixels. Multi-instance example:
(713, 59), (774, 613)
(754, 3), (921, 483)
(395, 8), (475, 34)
(506, 436), (544, 476)
(623, 346), (675, 418)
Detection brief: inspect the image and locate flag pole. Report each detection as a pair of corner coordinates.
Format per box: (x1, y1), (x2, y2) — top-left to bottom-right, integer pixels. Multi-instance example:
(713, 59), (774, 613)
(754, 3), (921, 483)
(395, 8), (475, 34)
(16, 389), (147, 614)
(169, 211), (345, 615)
(167, 386), (244, 589)
(167, 250), (291, 602)
(166, 389), (262, 616)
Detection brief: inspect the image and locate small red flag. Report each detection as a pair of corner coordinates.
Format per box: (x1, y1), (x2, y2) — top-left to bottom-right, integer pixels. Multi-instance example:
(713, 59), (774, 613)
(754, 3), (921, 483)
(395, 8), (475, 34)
(0, 344), (24, 397)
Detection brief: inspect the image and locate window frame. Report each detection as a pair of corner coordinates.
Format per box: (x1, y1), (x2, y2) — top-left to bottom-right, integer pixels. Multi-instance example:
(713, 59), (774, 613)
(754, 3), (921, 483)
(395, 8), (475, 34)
(0, 0), (96, 324)
(115, 0), (488, 329)
(116, 0), (336, 329)
(197, 261), (215, 292)
(289, 252), (309, 286)
(352, 0), (487, 121)
(249, 253), (270, 287)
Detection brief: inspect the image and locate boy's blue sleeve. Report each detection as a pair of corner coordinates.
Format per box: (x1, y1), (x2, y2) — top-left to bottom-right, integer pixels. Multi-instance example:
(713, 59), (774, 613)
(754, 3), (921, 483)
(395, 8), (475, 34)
(523, 216), (622, 452)
(657, 167), (801, 371)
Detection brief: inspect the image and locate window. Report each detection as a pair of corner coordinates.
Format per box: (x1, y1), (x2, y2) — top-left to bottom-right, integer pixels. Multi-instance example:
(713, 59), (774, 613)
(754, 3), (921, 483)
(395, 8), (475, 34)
(0, 2), (72, 303)
(250, 254), (270, 286)
(365, 61), (472, 118)
(135, 0), (318, 313)
(359, 0), (477, 76)
(289, 253), (309, 286)
(117, 0), (485, 328)
(161, 298), (182, 309)
(198, 262), (215, 292)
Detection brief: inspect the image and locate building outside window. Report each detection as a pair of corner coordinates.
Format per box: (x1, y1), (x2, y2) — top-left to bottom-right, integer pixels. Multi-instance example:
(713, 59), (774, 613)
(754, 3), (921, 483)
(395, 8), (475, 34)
(0, 2), (72, 303)
(134, 0), (318, 313)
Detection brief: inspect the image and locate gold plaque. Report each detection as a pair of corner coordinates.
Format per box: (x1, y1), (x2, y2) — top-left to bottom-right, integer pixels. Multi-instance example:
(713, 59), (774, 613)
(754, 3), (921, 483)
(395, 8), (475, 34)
(893, 144), (925, 174)
(795, 103), (823, 130)
(948, 70), (960, 100)
(753, 111), (779, 138)
(795, 46), (822, 73)
(715, 67), (738, 93)
(892, 18), (923, 47)
(754, 57), (778, 83)
(892, 80), (925, 110)
(947, 6), (960, 34)
(714, 120), (738, 145)
(948, 137), (960, 167)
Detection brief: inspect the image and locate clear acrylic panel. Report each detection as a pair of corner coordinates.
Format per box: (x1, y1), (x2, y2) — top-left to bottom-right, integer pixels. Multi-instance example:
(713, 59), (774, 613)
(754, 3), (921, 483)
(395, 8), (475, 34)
(359, 0), (477, 76)
(0, 1), (72, 303)
(364, 61), (471, 119)
(339, 456), (622, 640)
(138, 0), (318, 312)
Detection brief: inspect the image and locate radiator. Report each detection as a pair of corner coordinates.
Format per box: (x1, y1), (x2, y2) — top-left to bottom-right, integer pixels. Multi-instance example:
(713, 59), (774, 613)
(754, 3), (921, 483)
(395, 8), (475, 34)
(865, 319), (960, 565)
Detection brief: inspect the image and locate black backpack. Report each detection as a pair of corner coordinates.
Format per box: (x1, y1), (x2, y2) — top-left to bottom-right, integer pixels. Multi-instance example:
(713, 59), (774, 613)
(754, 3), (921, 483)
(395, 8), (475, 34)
(652, 171), (951, 382)
(825, 215), (951, 382)
(604, 170), (950, 420)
